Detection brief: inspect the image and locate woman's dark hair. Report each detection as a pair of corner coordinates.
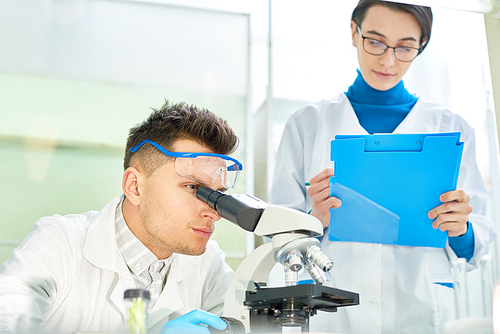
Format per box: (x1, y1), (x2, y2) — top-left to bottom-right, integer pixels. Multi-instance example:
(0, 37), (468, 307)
(352, 0), (433, 52)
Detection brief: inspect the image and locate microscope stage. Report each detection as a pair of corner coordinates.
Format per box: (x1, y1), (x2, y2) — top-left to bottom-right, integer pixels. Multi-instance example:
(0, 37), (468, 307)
(244, 283), (359, 313)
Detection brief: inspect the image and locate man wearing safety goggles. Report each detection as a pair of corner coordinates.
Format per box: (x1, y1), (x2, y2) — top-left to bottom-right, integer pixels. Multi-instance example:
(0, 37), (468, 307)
(0, 100), (242, 334)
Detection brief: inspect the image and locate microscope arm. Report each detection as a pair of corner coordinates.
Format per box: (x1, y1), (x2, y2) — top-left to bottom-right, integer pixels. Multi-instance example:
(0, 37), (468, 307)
(222, 242), (275, 331)
(253, 204), (323, 237)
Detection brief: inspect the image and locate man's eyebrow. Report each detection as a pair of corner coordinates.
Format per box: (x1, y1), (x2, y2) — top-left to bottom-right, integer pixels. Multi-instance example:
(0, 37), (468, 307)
(366, 29), (418, 42)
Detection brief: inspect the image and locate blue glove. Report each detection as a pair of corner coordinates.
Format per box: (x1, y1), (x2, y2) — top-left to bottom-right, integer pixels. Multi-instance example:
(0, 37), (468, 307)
(160, 309), (227, 334)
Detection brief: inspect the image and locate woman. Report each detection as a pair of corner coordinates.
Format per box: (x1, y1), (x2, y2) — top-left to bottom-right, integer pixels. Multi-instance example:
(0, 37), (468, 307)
(268, 1), (497, 333)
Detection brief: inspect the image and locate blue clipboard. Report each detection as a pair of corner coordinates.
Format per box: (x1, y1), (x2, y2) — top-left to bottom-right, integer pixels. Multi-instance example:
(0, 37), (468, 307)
(328, 132), (463, 248)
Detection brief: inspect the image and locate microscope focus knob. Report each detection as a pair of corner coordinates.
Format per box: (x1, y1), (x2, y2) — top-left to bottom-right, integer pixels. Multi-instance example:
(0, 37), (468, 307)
(208, 317), (245, 334)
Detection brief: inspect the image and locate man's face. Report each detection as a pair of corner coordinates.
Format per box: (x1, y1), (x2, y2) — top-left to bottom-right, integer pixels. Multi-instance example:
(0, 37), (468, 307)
(135, 139), (223, 259)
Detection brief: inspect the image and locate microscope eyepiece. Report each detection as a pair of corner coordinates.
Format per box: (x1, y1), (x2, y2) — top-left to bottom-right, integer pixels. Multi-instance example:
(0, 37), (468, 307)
(196, 185), (266, 232)
(196, 184), (226, 210)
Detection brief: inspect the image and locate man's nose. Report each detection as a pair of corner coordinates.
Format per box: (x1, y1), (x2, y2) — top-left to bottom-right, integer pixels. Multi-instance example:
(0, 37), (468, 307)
(202, 204), (222, 222)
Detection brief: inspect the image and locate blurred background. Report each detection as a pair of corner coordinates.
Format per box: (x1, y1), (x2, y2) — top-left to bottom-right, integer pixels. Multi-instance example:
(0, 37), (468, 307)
(0, 0), (499, 318)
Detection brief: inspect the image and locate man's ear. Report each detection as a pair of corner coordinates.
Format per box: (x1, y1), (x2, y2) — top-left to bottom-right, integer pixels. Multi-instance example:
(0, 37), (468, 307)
(122, 167), (142, 205)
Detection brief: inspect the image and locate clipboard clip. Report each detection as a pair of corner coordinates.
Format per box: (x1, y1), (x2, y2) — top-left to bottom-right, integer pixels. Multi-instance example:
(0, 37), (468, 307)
(336, 132), (462, 153)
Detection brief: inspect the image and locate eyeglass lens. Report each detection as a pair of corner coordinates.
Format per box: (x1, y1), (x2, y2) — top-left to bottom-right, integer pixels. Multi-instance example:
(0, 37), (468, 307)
(363, 38), (419, 62)
(174, 156), (240, 189)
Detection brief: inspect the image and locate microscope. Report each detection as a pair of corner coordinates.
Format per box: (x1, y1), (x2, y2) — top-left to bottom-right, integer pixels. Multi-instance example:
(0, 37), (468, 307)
(196, 186), (359, 334)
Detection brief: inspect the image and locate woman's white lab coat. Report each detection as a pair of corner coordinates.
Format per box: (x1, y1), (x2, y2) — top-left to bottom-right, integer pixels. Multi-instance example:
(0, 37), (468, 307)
(268, 94), (497, 334)
(0, 194), (233, 334)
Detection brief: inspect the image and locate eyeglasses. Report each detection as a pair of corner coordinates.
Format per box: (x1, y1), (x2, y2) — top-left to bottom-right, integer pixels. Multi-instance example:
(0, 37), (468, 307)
(357, 26), (421, 62)
(129, 140), (243, 189)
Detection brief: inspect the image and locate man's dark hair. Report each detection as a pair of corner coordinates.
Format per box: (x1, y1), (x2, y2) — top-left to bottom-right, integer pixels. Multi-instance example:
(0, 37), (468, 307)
(352, 0), (433, 52)
(124, 100), (239, 175)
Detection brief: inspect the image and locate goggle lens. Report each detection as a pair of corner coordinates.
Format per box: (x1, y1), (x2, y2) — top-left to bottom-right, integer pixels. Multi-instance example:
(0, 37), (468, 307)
(175, 156), (241, 189)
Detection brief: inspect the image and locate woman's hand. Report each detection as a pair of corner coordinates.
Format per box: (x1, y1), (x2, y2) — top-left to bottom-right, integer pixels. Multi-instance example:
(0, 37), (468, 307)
(428, 189), (472, 237)
(307, 168), (342, 229)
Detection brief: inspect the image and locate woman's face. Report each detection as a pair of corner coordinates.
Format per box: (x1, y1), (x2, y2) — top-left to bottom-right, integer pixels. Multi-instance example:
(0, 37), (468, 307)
(351, 5), (422, 91)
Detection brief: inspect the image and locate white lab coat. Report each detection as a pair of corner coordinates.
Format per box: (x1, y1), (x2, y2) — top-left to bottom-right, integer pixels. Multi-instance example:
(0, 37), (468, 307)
(0, 194), (233, 334)
(268, 94), (497, 334)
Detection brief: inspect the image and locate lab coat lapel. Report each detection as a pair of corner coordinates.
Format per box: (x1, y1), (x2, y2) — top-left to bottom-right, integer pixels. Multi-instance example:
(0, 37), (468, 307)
(109, 272), (136, 320)
(148, 255), (198, 329)
(82, 194), (136, 319)
(395, 98), (442, 133)
(335, 93), (368, 135)
(307, 94), (367, 180)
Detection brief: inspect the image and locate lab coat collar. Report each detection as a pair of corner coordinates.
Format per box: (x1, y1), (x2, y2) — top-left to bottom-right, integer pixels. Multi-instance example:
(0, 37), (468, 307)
(83, 194), (128, 273)
(82, 194), (136, 320)
(338, 93), (369, 135)
(82, 194), (200, 329)
(394, 98), (442, 133)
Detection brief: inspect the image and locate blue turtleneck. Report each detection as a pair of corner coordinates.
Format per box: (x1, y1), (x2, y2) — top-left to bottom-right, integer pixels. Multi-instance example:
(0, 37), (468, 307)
(344, 69), (474, 263)
(345, 69), (418, 134)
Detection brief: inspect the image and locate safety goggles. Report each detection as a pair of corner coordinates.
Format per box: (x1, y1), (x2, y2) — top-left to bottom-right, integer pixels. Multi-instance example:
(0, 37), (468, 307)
(130, 140), (242, 189)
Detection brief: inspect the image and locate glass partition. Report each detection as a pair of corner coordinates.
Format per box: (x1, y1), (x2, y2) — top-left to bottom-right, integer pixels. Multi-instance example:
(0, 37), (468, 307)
(0, 0), (250, 270)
